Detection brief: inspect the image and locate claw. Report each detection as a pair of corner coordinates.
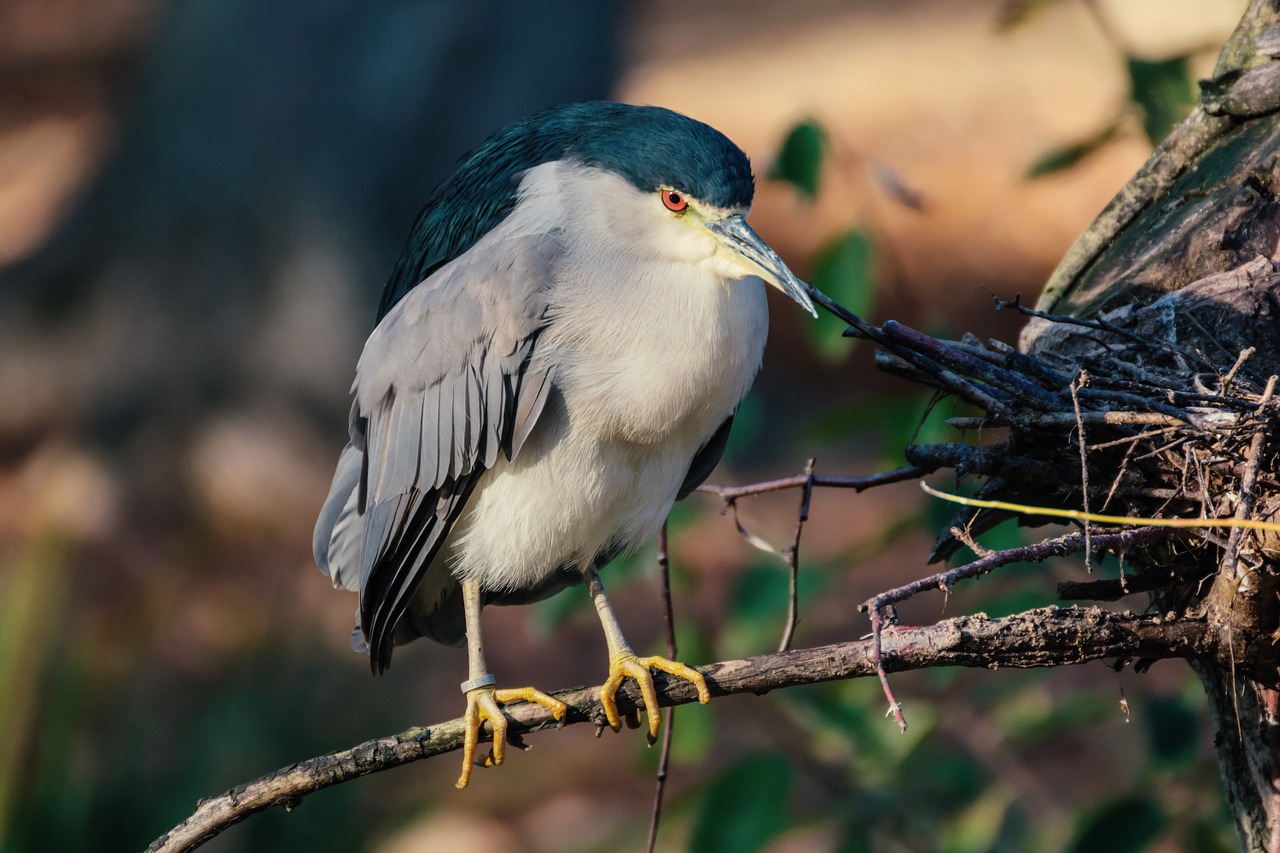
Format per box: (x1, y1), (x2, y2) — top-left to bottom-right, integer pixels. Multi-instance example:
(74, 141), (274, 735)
(599, 653), (710, 744)
(457, 685), (567, 789)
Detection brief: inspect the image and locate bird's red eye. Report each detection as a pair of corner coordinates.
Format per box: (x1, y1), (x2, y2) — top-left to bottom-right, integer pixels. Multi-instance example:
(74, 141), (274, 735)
(661, 190), (688, 212)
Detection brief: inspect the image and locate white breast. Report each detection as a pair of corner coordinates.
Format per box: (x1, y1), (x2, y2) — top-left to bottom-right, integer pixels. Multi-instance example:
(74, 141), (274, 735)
(454, 279), (767, 593)
(449, 164), (770, 592)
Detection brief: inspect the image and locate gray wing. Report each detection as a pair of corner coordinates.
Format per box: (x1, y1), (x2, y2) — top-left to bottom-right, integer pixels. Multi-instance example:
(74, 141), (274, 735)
(313, 229), (560, 672)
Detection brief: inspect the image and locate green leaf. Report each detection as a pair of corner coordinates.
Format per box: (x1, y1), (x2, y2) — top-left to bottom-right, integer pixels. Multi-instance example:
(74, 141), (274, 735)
(785, 682), (935, 785)
(1144, 695), (1199, 768)
(690, 753), (792, 853)
(995, 687), (1113, 745)
(1184, 817), (1244, 853)
(1127, 56), (1195, 145)
(669, 698), (715, 764)
(995, 0), (1054, 32)
(530, 549), (645, 634)
(809, 229), (876, 360)
(768, 119), (827, 199)
(834, 827), (874, 853)
(721, 561), (827, 658)
(1067, 796), (1165, 853)
(1026, 120), (1122, 178)
(940, 789), (1012, 853)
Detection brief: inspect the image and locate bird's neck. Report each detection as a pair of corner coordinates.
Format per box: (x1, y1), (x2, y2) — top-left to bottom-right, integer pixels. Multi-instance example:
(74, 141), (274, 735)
(545, 259), (769, 444)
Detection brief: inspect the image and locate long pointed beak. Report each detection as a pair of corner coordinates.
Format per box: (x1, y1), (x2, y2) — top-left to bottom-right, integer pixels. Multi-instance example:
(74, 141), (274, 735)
(705, 214), (817, 317)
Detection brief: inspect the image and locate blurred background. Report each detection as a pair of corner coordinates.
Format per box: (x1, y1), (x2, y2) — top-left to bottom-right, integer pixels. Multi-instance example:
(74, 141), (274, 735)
(0, 0), (1249, 850)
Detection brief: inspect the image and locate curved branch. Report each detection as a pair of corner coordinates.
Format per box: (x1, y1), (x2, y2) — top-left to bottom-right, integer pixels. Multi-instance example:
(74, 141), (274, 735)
(149, 606), (1218, 853)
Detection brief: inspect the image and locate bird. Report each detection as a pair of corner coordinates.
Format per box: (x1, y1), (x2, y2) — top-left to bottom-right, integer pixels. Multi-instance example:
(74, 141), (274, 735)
(313, 101), (816, 788)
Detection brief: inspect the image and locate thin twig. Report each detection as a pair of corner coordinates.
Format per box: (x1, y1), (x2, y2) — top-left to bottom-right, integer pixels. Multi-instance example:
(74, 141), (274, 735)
(882, 321), (1064, 410)
(1220, 347), (1256, 395)
(1058, 571), (1174, 601)
(869, 605), (907, 732)
(950, 525), (993, 558)
(646, 522), (675, 853)
(860, 526), (1174, 725)
(1088, 427), (1180, 452)
(778, 458), (816, 652)
(723, 498), (778, 555)
(1072, 373), (1093, 572)
(999, 295), (1153, 347)
(810, 284), (1017, 418)
(657, 522), (677, 662)
(1230, 376), (1276, 567)
(698, 465), (926, 502)
(946, 410), (1231, 430)
(703, 464), (926, 560)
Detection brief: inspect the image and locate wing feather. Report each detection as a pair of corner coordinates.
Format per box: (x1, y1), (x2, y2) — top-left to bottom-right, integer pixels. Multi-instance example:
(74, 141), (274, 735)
(677, 413), (735, 500)
(450, 368), (466, 480)
(511, 357), (553, 460)
(424, 380), (444, 490)
(482, 351), (505, 468)
(313, 443), (361, 587)
(313, 228), (560, 672)
(467, 366), (484, 468)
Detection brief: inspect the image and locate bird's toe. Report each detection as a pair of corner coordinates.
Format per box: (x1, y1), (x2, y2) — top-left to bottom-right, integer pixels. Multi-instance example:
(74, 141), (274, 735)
(599, 653), (707, 745)
(456, 682), (566, 789)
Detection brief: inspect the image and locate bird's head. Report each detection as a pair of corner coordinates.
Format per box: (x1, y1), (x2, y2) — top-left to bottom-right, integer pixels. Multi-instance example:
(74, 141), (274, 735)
(382, 102), (817, 320)
(559, 103), (818, 316)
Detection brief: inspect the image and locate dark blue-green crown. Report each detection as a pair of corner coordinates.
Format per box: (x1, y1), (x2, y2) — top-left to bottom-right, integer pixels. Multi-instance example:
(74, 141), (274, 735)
(378, 102), (755, 320)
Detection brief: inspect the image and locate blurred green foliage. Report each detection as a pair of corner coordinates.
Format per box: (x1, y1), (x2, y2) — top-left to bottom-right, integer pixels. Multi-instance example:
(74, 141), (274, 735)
(690, 753), (793, 852)
(1022, 2), (1198, 177)
(768, 119), (827, 200)
(1026, 122), (1122, 178)
(720, 559), (831, 659)
(1126, 57), (1196, 146)
(1066, 797), (1165, 853)
(810, 230), (876, 360)
(769, 115), (878, 362)
(995, 0), (1054, 32)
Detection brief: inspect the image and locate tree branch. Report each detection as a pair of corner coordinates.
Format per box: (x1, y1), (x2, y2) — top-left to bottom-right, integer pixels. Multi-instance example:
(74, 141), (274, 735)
(149, 606), (1219, 853)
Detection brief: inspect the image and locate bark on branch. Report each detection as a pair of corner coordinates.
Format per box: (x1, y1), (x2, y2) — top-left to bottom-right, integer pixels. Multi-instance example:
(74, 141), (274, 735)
(150, 606), (1221, 853)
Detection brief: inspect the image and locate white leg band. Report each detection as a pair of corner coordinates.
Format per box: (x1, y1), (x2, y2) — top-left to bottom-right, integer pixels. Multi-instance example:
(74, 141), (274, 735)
(461, 674), (497, 693)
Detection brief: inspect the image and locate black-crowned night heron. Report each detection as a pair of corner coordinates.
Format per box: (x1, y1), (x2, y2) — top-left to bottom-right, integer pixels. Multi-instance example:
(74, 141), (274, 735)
(314, 101), (816, 788)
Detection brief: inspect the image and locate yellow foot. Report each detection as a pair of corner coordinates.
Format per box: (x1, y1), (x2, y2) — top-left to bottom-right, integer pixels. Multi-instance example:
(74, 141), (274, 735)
(457, 684), (567, 789)
(599, 654), (711, 744)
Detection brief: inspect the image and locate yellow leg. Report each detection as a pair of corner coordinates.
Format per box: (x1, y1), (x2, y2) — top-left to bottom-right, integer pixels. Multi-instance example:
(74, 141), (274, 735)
(585, 568), (710, 744)
(456, 579), (566, 789)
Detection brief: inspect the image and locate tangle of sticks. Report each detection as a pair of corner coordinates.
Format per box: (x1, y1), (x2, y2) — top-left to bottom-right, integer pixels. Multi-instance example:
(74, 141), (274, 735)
(802, 282), (1280, 726)
(703, 281), (1280, 728)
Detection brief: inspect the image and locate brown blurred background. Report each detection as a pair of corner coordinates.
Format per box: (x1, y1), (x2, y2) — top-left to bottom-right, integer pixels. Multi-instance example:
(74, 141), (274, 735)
(0, 1), (1246, 851)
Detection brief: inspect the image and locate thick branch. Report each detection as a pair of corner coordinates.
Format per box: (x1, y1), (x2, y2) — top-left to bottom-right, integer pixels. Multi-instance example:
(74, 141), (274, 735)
(1030, 0), (1276, 317)
(150, 606), (1217, 853)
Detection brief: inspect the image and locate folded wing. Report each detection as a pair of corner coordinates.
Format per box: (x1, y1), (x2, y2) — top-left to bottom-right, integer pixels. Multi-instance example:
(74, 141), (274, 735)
(314, 229), (561, 671)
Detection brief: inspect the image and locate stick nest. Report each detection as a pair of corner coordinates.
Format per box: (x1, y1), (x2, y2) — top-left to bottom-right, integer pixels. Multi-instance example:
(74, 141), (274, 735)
(842, 257), (1280, 614)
